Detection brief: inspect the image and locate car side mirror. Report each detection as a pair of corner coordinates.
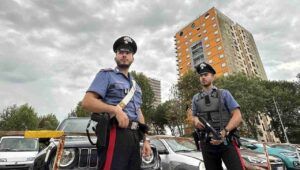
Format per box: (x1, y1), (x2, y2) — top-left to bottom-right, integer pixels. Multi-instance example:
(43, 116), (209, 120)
(158, 148), (169, 155)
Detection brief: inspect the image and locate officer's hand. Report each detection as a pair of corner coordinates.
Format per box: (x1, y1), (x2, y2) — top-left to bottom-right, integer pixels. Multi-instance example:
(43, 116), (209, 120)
(142, 140), (152, 157)
(114, 105), (129, 128)
(210, 130), (227, 145)
(194, 117), (205, 129)
(210, 139), (223, 145)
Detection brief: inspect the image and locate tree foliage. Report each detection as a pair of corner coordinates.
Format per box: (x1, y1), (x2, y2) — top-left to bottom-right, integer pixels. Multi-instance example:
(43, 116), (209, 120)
(131, 71), (155, 123)
(38, 113), (59, 130)
(0, 104), (39, 131)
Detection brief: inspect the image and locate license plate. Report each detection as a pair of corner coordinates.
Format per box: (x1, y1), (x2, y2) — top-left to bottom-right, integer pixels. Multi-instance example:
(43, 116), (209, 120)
(274, 167), (283, 170)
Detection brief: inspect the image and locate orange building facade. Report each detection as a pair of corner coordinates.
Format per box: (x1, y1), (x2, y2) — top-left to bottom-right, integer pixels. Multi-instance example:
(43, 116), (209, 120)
(175, 7), (267, 80)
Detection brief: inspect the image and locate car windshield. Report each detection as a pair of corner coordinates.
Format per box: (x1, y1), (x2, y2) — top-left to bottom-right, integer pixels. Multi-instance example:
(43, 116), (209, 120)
(57, 118), (96, 133)
(0, 138), (38, 151)
(164, 138), (197, 152)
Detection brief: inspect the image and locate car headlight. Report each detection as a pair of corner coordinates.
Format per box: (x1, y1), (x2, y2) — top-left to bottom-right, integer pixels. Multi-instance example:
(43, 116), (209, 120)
(26, 157), (35, 161)
(199, 161), (206, 170)
(280, 152), (297, 158)
(59, 148), (76, 167)
(245, 156), (266, 164)
(293, 161), (300, 167)
(142, 152), (154, 164)
(0, 158), (7, 162)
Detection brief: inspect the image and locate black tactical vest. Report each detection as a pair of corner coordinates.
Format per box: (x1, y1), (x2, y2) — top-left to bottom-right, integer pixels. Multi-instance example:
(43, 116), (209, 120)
(195, 89), (231, 131)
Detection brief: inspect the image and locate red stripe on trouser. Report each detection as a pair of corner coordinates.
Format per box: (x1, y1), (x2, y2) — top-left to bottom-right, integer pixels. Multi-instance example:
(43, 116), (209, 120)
(232, 140), (246, 170)
(103, 125), (117, 170)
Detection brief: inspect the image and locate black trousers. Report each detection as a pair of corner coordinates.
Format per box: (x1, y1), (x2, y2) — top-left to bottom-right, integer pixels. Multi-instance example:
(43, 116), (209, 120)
(200, 140), (245, 170)
(98, 125), (141, 170)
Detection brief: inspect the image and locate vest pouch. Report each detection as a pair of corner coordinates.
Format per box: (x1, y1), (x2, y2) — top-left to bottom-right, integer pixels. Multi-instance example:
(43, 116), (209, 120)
(210, 112), (230, 129)
(197, 112), (208, 121)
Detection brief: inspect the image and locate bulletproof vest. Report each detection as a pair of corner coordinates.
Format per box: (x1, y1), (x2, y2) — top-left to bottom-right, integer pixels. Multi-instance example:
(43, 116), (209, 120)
(195, 89), (231, 130)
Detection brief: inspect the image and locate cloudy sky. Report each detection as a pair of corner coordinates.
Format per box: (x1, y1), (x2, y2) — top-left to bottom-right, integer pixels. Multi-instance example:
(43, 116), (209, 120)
(1, 0), (299, 121)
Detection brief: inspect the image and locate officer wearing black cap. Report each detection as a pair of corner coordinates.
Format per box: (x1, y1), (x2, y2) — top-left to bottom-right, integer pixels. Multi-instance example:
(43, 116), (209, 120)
(82, 36), (151, 170)
(192, 62), (245, 170)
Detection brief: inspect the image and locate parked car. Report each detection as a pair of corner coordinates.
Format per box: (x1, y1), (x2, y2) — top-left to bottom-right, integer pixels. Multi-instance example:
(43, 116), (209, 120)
(150, 135), (285, 170)
(33, 117), (161, 170)
(240, 137), (300, 170)
(240, 146), (286, 170)
(149, 135), (207, 170)
(0, 136), (39, 169)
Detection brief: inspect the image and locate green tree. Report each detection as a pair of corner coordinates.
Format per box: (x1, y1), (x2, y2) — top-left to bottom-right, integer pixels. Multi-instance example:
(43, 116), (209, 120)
(38, 113), (59, 130)
(0, 104), (39, 131)
(131, 71), (155, 122)
(261, 80), (300, 143)
(75, 101), (91, 117)
(151, 103), (168, 135)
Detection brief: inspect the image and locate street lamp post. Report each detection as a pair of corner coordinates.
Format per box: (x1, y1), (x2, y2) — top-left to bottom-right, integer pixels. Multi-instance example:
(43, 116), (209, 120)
(273, 97), (289, 143)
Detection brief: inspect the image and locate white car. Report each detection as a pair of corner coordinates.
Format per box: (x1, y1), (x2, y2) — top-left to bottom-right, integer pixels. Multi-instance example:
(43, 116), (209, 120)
(0, 136), (39, 169)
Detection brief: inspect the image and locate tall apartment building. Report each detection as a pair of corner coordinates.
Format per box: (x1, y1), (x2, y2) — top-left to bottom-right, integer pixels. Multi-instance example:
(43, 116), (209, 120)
(256, 113), (281, 143)
(148, 78), (161, 107)
(174, 7), (267, 80)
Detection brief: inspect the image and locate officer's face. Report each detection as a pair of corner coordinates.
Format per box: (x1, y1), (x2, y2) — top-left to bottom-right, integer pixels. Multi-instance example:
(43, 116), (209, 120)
(199, 72), (215, 86)
(115, 51), (134, 69)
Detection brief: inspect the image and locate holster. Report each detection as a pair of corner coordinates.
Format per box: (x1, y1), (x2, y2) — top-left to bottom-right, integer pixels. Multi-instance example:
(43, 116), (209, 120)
(91, 112), (111, 148)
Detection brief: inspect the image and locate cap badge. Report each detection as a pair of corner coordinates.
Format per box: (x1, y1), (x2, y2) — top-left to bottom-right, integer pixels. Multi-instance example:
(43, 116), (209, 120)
(200, 63), (206, 69)
(124, 36), (133, 44)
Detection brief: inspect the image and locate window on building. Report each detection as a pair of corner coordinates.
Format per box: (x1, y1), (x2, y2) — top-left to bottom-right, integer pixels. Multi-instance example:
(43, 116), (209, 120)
(207, 51), (211, 55)
(213, 23), (217, 27)
(187, 55), (190, 58)
(185, 42), (188, 45)
(214, 30), (218, 35)
(189, 39), (193, 42)
(197, 27), (200, 31)
(203, 30), (207, 33)
(202, 23), (206, 27)
(179, 31), (183, 36)
(198, 33), (201, 37)
(221, 63), (226, 67)
(219, 54), (224, 58)
(212, 16), (215, 20)
(191, 23), (195, 28)
(216, 38), (220, 42)
(186, 48), (189, 51)
(224, 72), (228, 76)
(178, 46), (181, 49)
(217, 46), (222, 50)
(189, 32), (192, 35)
(204, 37), (208, 41)
(191, 41), (205, 67)
(208, 60), (212, 64)
(184, 35), (187, 39)
(205, 13), (210, 19)
(235, 46), (239, 51)
(205, 44), (210, 48)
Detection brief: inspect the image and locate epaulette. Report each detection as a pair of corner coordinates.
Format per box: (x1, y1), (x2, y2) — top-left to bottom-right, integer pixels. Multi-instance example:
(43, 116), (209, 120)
(99, 68), (114, 72)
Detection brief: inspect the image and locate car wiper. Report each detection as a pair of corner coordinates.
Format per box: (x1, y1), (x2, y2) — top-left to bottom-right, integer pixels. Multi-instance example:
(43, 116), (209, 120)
(175, 149), (194, 152)
(0, 148), (18, 151)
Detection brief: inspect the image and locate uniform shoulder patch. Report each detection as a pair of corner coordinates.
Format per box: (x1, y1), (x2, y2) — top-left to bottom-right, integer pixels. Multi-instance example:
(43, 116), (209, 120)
(99, 68), (114, 72)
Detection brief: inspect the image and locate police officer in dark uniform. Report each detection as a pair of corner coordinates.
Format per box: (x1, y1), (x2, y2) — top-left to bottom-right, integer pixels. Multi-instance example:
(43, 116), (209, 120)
(82, 36), (151, 170)
(192, 62), (245, 170)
